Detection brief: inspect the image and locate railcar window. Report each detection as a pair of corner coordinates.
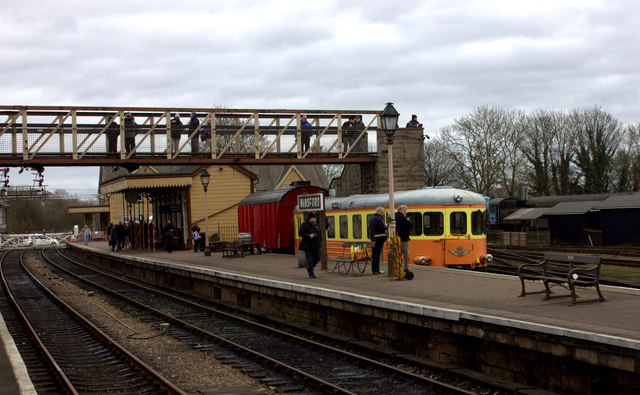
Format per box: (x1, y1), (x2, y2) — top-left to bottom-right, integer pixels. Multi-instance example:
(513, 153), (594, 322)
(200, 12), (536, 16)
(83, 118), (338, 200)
(339, 215), (349, 239)
(352, 214), (362, 239)
(450, 212), (467, 235)
(326, 216), (335, 238)
(406, 212), (422, 236)
(423, 212), (443, 236)
(471, 210), (485, 235)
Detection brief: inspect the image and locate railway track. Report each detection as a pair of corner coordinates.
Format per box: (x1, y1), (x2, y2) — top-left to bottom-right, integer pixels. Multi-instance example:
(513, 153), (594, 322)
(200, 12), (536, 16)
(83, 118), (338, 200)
(42, 247), (479, 394)
(0, 249), (186, 394)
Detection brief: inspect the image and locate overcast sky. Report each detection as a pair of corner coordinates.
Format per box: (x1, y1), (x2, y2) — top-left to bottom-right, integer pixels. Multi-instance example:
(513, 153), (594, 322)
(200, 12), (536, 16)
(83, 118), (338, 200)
(2, 0), (639, 192)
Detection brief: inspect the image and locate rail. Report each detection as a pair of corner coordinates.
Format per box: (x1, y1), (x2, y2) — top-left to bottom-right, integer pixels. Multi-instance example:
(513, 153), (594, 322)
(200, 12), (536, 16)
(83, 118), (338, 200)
(0, 105), (382, 165)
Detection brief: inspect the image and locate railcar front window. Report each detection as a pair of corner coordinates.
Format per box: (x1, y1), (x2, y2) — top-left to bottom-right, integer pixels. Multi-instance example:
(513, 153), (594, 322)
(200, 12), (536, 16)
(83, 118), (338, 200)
(450, 212), (467, 235)
(352, 214), (362, 239)
(339, 215), (349, 239)
(326, 216), (335, 238)
(471, 210), (485, 235)
(406, 212), (422, 236)
(423, 212), (444, 236)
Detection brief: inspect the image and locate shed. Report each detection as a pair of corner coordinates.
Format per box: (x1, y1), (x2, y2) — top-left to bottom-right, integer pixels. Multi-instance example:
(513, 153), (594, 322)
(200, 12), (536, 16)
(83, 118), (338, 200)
(238, 185), (327, 253)
(545, 201), (601, 246)
(594, 194), (640, 246)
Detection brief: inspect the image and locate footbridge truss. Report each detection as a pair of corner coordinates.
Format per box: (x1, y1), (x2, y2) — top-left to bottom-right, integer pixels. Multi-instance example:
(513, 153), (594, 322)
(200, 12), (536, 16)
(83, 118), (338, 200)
(0, 106), (381, 167)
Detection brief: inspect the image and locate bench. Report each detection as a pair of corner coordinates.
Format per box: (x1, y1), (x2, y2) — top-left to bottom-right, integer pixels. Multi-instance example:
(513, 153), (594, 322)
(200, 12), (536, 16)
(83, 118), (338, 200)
(222, 240), (244, 258)
(518, 252), (605, 305)
(328, 241), (371, 276)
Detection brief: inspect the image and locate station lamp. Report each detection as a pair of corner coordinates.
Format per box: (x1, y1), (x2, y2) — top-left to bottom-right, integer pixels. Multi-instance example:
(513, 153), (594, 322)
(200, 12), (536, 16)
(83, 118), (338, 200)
(200, 169), (211, 256)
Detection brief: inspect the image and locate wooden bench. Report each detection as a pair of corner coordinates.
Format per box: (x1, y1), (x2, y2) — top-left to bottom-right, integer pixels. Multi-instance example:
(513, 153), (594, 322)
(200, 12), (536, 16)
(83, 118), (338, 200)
(518, 252), (605, 305)
(222, 240), (244, 258)
(328, 241), (371, 276)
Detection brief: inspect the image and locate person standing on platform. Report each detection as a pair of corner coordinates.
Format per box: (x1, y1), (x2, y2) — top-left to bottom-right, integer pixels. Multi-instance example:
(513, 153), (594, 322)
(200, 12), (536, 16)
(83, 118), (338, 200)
(192, 224), (201, 253)
(368, 206), (387, 274)
(109, 223), (120, 251)
(82, 224), (91, 245)
(395, 205), (412, 272)
(163, 218), (177, 253)
(170, 113), (183, 155)
(116, 221), (125, 250)
(406, 114), (423, 128)
(188, 112), (200, 153)
(298, 213), (322, 278)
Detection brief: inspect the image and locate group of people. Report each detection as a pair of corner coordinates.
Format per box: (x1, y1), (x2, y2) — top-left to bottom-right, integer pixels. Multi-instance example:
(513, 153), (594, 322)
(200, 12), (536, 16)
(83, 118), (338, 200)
(106, 112), (207, 155)
(107, 222), (128, 251)
(341, 115), (366, 152)
(298, 205), (413, 279)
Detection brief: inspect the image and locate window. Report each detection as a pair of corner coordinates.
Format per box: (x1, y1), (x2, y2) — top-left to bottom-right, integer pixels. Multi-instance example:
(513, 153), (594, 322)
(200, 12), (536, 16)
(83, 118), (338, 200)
(339, 215), (349, 239)
(423, 212), (444, 236)
(450, 212), (467, 235)
(471, 210), (485, 235)
(352, 214), (362, 239)
(326, 216), (335, 238)
(406, 212), (422, 236)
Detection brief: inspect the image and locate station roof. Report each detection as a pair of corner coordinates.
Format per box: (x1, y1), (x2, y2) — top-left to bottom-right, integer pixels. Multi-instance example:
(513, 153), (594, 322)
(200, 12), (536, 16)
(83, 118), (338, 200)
(544, 201), (600, 216)
(502, 207), (549, 221)
(594, 193), (640, 210)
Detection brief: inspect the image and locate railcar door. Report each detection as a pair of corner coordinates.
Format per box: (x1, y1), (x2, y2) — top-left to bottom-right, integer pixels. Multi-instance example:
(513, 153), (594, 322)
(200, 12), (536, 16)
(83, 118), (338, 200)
(420, 210), (446, 267)
(443, 209), (474, 269)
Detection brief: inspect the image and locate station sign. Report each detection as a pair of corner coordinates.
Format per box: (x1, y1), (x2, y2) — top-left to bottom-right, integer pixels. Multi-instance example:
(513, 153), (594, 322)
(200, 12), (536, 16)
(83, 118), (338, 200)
(297, 193), (324, 212)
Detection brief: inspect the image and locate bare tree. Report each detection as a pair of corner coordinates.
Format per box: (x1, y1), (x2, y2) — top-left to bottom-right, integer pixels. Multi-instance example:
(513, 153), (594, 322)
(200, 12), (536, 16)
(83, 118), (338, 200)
(322, 164), (345, 185)
(439, 105), (513, 194)
(611, 123), (640, 192)
(497, 109), (528, 196)
(569, 106), (622, 193)
(424, 138), (457, 186)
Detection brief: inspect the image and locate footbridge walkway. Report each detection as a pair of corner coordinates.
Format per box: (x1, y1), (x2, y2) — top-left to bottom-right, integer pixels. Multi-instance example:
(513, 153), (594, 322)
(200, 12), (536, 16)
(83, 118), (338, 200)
(0, 105), (382, 167)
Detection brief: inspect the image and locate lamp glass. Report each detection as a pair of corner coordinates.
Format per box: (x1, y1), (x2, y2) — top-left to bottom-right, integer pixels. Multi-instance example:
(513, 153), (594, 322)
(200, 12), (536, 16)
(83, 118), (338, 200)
(381, 102), (399, 138)
(200, 169), (210, 188)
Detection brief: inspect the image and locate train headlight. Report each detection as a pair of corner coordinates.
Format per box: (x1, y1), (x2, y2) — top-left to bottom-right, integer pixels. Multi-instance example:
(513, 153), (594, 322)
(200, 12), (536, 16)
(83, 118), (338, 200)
(484, 254), (493, 263)
(414, 256), (430, 265)
(454, 194), (463, 202)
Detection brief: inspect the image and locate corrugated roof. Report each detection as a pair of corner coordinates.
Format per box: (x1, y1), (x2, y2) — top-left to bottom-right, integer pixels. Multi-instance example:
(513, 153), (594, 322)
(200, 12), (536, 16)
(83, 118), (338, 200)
(594, 193), (640, 210)
(238, 186), (326, 205)
(544, 201), (600, 216)
(321, 187), (487, 211)
(502, 207), (549, 221)
(527, 193), (611, 207)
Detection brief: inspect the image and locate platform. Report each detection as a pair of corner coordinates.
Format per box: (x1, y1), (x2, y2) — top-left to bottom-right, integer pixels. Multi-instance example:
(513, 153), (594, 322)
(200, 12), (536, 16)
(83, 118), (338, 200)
(81, 242), (640, 345)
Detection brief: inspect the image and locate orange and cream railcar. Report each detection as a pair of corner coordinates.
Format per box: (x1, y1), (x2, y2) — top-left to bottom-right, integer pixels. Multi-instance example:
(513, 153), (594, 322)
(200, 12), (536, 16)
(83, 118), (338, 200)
(294, 187), (492, 270)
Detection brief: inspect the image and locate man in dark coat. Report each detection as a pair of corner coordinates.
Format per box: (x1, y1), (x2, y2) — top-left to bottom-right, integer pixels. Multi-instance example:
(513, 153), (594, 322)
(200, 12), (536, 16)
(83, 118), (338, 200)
(163, 219), (177, 253)
(124, 112), (138, 154)
(188, 112), (200, 153)
(298, 214), (321, 278)
(395, 205), (412, 272)
(170, 113), (183, 155)
(368, 206), (387, 274)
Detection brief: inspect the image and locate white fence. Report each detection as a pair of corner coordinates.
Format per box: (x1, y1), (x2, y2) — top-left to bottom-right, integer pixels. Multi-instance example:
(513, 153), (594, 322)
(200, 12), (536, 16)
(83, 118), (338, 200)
(0, 232), (72, 249)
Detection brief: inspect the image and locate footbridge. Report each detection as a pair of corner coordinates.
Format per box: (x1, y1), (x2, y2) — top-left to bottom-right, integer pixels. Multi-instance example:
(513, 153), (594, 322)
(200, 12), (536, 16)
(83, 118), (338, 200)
(0, 106), (381, 167)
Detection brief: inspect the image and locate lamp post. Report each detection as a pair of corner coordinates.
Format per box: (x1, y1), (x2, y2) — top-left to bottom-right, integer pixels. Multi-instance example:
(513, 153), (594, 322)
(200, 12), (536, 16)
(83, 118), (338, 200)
(381, 102), (399, 238)
(200, 169), (211, 256)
